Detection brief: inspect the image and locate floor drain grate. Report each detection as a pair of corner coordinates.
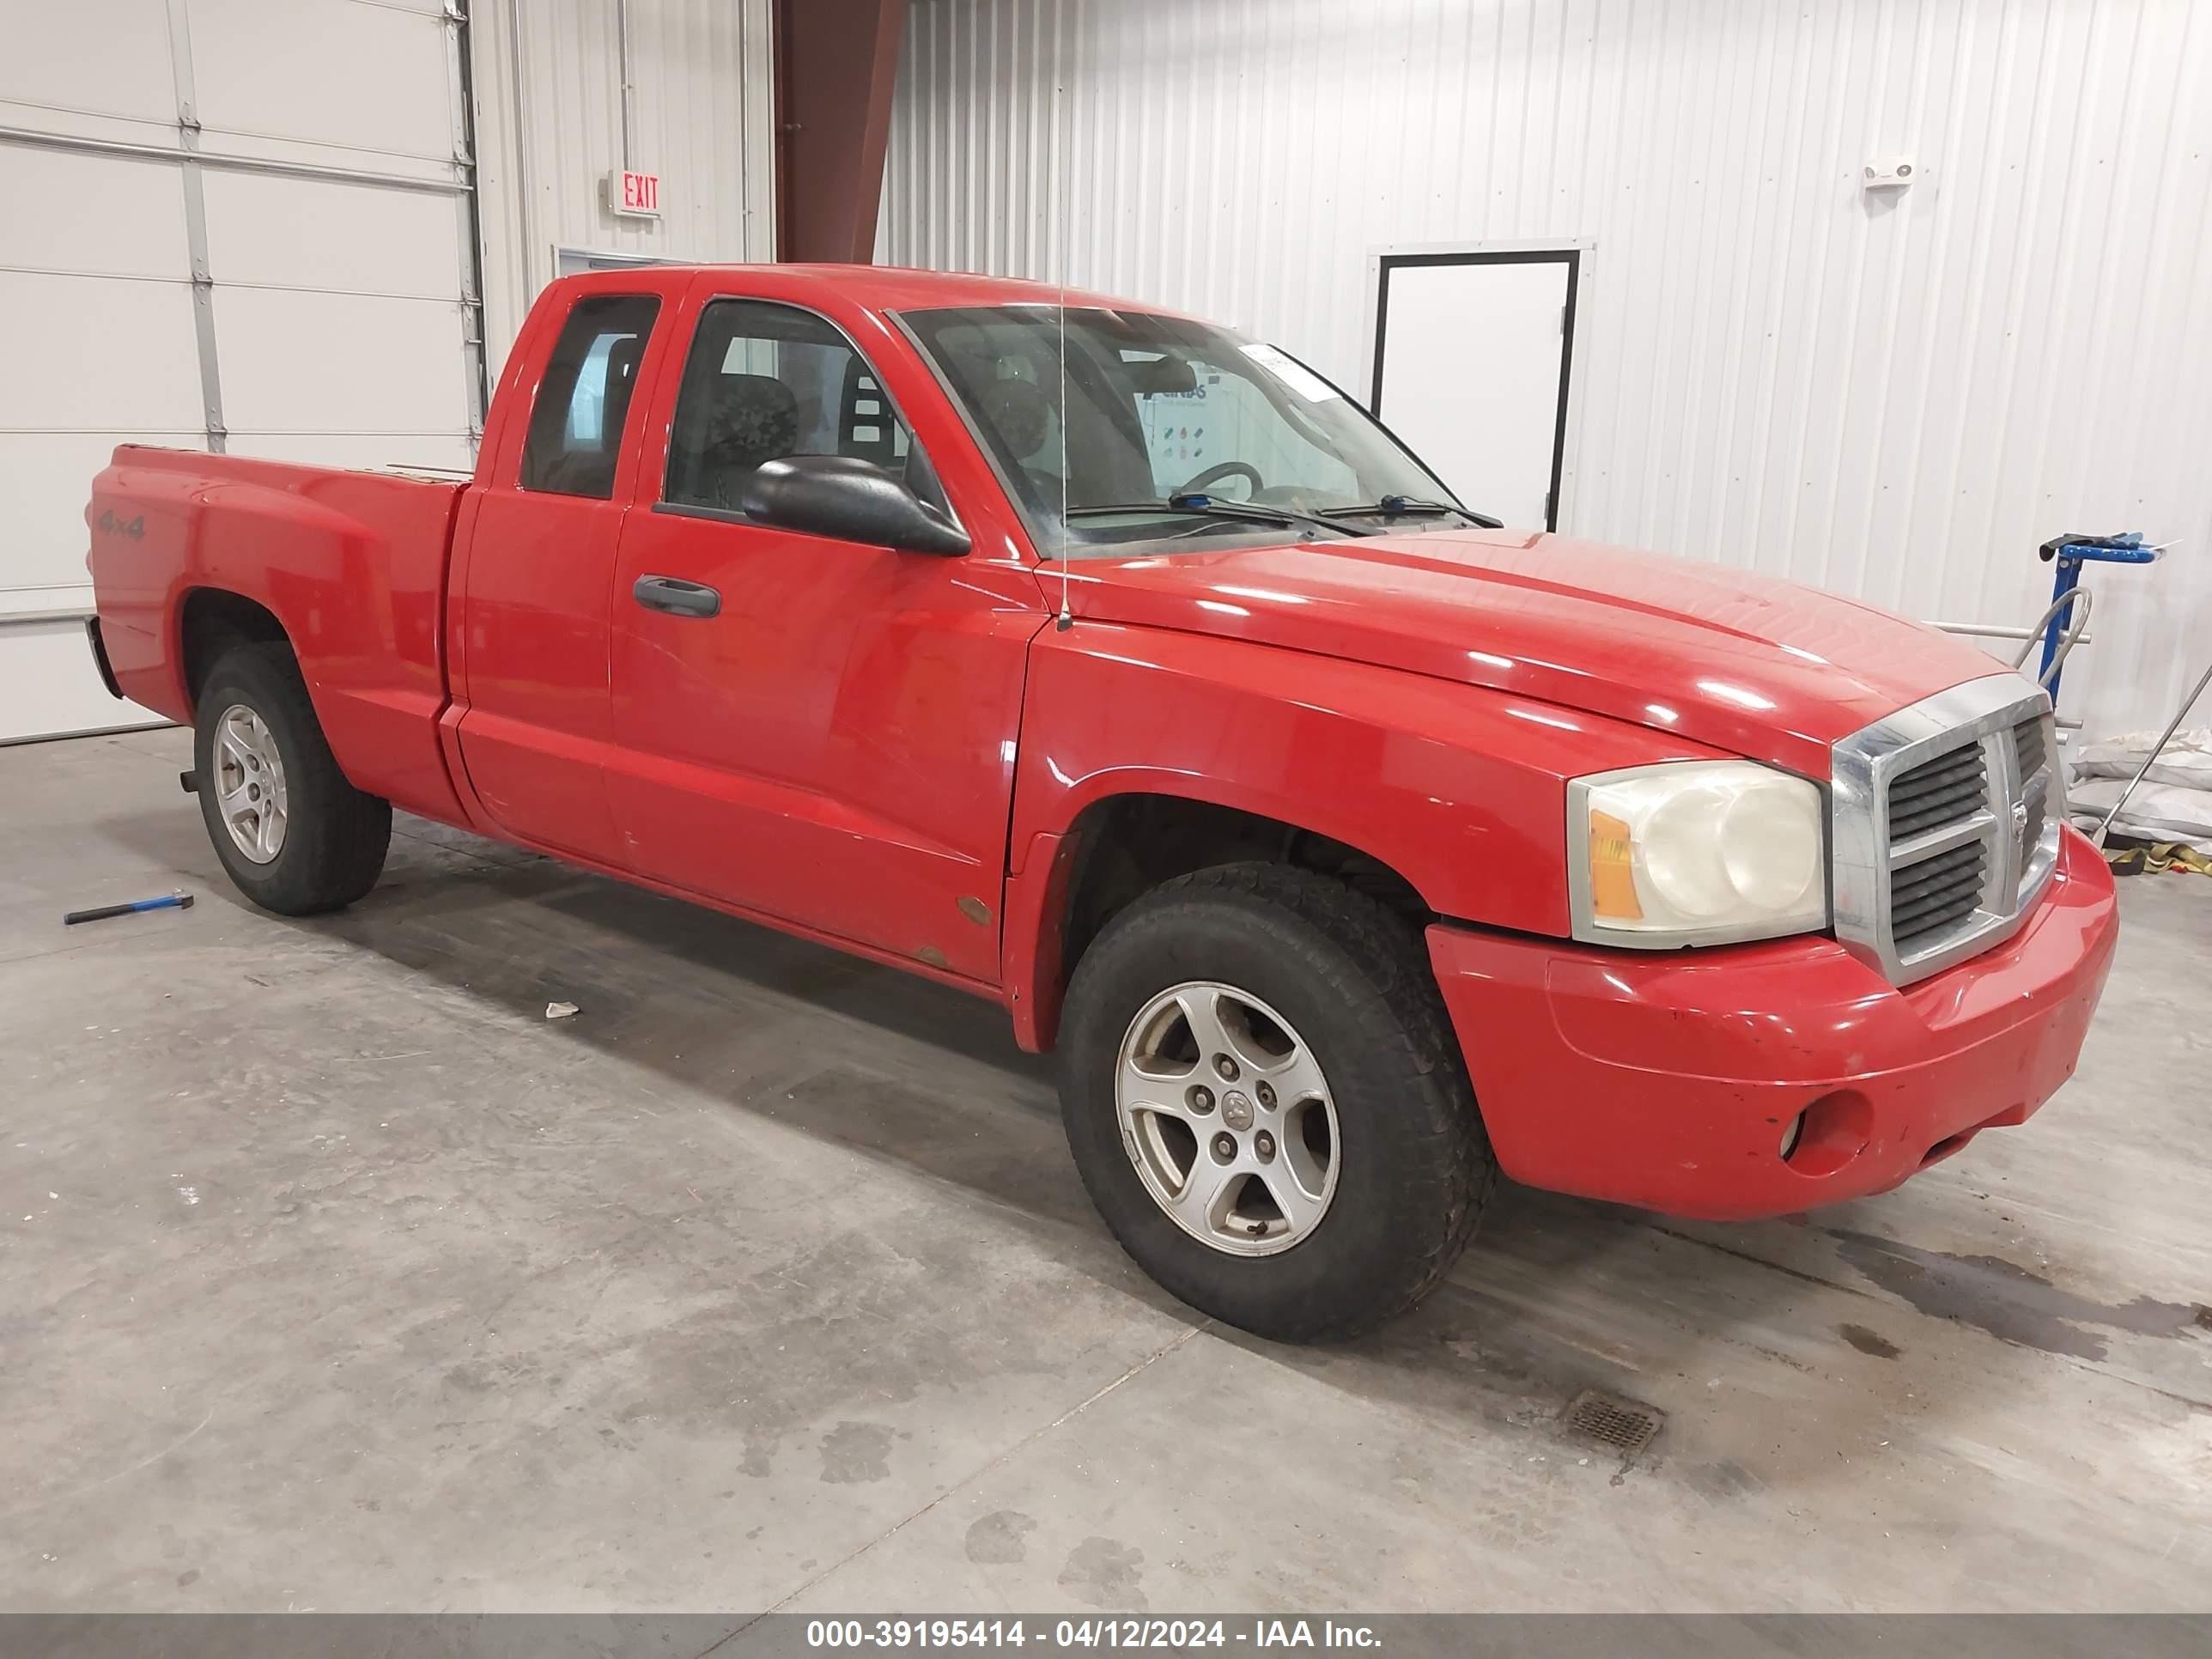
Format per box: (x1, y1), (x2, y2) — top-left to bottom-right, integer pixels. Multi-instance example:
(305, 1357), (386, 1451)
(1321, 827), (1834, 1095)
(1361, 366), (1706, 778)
(1561, 1389), (1663, 1457)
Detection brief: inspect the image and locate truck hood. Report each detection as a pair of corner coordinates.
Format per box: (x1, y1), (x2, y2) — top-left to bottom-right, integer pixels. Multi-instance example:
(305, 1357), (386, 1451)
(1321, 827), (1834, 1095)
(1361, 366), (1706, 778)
(1061, 527), (2013, 776)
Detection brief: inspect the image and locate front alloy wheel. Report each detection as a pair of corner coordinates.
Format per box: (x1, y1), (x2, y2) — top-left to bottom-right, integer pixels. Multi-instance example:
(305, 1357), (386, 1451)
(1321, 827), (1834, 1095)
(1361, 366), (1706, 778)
(1057, 862), (1497, 1343)
(1116, 981), (1339, 1255)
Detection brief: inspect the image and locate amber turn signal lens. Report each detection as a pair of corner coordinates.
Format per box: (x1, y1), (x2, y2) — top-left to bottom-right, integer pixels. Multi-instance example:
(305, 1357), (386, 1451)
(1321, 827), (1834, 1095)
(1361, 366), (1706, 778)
(1588, 808), (1643, 921)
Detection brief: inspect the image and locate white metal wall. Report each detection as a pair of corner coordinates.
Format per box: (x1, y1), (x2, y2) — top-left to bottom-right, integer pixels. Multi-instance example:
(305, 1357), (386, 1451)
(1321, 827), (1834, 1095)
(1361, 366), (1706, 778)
(2, 0), (776, 744)
(1, 0), (479, 741)
(881, 0), (2212, 744)
(470, 0), (779, 378)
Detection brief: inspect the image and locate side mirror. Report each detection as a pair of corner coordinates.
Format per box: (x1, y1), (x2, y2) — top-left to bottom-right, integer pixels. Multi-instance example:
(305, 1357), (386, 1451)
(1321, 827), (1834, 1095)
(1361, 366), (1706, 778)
(739, 455), (971, 556)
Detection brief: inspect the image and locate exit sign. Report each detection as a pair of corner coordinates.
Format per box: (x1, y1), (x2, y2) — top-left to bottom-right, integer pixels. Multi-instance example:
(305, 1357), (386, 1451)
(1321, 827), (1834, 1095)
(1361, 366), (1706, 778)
(605, 168), (660, 218)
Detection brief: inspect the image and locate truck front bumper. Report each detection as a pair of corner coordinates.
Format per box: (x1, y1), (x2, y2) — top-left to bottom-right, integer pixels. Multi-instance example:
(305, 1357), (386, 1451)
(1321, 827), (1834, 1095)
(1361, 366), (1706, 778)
(1428, 826), (2118, 1220)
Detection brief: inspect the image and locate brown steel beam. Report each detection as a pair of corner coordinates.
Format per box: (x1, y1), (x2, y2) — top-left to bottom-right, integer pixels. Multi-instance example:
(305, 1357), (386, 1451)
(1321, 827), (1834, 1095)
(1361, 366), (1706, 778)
(774, 0), (907, 263)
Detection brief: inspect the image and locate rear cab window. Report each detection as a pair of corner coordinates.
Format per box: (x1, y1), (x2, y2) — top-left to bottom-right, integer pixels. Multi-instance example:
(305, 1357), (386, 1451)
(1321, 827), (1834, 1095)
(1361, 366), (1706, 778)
(520, 293), (662, 498)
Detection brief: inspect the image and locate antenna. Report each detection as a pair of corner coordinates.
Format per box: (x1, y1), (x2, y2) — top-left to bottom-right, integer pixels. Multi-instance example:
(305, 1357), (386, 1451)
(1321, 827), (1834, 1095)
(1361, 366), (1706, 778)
(1053, 68), (1073, 631)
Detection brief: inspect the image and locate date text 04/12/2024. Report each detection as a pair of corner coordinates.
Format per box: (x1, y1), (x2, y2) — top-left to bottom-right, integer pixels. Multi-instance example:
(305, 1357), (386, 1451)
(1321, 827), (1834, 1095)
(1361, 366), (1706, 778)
(805, 1620), (1382, 1650)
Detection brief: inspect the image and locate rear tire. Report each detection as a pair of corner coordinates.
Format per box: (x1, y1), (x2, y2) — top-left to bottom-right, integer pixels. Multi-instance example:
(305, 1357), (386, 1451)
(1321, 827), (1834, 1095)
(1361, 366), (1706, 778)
(1058, 862), (1495, 1343)
(194, 642), (390, 915)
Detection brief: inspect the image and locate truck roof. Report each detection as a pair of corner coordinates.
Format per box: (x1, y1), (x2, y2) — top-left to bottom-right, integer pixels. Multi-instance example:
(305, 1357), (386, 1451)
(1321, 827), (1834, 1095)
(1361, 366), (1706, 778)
(601, 261), (1194, 319)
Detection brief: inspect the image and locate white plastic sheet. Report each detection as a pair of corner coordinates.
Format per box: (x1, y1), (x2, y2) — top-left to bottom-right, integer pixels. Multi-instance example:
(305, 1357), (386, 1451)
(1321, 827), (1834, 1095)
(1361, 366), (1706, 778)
(2069, 728), (2212, 851)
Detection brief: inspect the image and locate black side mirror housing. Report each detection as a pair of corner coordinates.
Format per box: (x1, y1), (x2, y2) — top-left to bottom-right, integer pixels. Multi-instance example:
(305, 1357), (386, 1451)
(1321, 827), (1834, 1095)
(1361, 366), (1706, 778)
(739, 455), (971, 556)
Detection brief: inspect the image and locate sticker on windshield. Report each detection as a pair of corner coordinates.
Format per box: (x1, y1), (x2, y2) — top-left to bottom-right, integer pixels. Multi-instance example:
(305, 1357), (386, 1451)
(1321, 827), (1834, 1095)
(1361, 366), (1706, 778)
(1241, 342), (1340, 403)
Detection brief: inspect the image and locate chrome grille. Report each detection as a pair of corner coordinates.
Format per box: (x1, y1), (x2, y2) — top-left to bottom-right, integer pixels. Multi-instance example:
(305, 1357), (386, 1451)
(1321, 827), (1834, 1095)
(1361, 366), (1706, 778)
(1889, 838), (1985, 949)
(1887, 743), (1987, 842)
(2014, 717), (2049, 858)
(1832, 676), (2061, 987)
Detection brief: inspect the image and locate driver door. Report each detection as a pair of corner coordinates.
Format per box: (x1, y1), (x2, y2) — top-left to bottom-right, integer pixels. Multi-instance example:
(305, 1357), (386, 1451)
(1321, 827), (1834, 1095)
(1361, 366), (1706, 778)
(605, 285), (1041, 983)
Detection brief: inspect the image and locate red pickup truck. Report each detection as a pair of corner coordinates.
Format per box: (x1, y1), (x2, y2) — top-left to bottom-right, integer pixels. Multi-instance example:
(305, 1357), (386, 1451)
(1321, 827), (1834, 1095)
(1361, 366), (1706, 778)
(84, 264), (2118, 1341)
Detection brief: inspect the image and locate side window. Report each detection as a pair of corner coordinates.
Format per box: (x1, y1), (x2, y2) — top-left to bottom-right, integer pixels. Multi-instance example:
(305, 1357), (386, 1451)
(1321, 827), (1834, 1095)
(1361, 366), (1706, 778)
(520, 293), (661, 497)
(663, 299), (926, 513)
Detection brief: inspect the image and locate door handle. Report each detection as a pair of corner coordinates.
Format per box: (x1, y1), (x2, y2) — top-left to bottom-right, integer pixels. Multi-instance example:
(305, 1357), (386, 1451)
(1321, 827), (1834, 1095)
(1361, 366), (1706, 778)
(632, 574), (720, 618)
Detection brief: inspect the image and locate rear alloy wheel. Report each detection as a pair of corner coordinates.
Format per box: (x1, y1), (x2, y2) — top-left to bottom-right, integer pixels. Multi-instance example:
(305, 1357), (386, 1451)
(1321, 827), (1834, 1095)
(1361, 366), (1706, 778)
(210, 703), (290, 864)
(1059, 861), (1496, 1343)
(192, 642), (391, 915)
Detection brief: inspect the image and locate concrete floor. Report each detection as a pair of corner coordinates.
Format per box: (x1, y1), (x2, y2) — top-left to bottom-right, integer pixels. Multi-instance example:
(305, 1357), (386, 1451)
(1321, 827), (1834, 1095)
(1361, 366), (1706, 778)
(2, 726), (2207, 1615)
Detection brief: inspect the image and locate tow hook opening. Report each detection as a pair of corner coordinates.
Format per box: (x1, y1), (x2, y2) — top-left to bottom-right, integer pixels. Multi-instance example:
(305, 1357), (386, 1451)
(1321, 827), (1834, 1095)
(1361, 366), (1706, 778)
(1921, 1129), (1974, 1167)
(1781, 1090), (1874, 1178)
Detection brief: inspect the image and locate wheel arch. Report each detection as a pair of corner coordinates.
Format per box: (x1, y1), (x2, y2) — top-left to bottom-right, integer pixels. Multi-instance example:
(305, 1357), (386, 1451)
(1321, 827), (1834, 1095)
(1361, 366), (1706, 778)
(178, 587), (293, 715)
(1006, 786), (1435, 1054)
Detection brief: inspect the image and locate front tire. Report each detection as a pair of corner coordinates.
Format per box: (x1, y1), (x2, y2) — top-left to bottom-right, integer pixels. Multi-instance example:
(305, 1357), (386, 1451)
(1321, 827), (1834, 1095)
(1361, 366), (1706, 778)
(194, 642), (391, 915)
(1058, 863), (1495, 1343)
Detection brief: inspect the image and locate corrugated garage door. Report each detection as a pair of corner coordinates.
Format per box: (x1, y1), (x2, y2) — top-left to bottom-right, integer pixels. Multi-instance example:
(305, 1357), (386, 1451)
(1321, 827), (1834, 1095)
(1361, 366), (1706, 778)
(0, 0), (482, 743)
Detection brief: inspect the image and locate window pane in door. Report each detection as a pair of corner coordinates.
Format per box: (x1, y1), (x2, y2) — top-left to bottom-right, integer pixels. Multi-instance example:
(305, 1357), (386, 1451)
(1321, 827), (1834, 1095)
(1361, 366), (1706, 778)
(520, 293), (660, 498)
(663, 299), (926, 512)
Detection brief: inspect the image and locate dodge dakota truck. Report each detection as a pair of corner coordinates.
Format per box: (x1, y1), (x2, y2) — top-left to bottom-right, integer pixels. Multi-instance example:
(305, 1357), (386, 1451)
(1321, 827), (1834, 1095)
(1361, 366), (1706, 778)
(83, 264), (2119, 1342)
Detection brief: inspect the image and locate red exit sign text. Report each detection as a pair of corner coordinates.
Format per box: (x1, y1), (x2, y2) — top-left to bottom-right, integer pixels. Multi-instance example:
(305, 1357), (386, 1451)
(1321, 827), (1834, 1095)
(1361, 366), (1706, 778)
(606, 169), (661, 218)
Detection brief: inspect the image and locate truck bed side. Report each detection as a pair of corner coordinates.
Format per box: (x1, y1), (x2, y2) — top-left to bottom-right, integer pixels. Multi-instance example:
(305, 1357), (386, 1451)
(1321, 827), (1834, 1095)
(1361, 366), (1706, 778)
(87, 446), (471, 823)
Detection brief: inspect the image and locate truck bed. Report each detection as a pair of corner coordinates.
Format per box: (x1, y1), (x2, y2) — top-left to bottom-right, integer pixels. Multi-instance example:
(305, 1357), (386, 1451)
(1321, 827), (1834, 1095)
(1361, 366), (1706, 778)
(87, 445), (473, 824)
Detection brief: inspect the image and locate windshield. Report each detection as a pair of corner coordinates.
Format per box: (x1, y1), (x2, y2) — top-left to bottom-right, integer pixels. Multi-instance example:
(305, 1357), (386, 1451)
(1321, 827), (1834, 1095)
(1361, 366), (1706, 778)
(898, 305), (1462, 557)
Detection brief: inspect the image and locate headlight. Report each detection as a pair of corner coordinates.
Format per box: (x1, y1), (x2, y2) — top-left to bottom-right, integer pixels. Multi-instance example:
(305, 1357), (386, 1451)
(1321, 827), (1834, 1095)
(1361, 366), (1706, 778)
(1569, 761), (1827, 946)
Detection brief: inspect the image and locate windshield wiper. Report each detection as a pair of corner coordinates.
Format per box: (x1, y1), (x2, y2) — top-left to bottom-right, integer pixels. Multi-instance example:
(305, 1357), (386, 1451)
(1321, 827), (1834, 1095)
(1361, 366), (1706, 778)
(1064, 494), (1366, 538)
(1321, 495), (1504, 529)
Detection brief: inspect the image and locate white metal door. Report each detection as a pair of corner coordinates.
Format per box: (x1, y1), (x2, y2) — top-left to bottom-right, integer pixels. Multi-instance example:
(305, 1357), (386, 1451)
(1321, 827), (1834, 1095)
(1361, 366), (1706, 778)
(0, 0), (201, 741)
(0, 0), (480, 743)
(1370, 251), (1578, 532)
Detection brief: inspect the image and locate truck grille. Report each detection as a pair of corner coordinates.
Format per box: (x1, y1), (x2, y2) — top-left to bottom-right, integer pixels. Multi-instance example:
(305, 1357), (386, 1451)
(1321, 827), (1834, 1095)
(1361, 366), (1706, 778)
(1832, 677), (2061, 987)
(2014, 716), (2049, 854)
(1887, 743), (1987, 842)
(1889, 839), (1986, 950)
